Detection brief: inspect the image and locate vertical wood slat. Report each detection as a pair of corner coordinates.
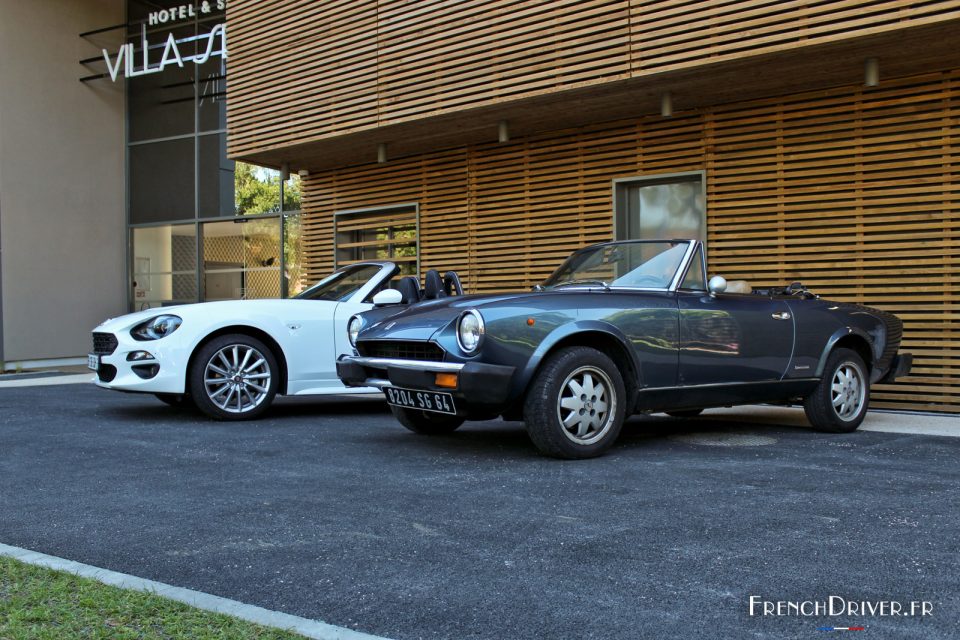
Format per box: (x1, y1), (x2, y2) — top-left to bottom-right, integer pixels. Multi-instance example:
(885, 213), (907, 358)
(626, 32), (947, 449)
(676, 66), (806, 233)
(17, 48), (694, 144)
(302, 69), (960, 414)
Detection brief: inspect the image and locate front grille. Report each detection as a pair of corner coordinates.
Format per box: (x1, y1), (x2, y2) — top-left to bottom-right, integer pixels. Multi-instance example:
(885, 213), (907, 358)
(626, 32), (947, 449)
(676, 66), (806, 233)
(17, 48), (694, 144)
(92, 332), (118, 355)
(357, 340), (445, 362)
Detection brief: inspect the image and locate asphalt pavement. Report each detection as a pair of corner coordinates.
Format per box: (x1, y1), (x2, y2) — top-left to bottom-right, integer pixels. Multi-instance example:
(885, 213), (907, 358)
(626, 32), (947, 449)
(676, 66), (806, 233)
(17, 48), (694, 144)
(0, 383), (958, 639)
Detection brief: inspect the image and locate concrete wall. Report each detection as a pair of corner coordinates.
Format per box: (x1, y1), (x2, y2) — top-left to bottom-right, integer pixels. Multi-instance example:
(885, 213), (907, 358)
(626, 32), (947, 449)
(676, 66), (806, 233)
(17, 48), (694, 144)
(0, 0), (126, 362)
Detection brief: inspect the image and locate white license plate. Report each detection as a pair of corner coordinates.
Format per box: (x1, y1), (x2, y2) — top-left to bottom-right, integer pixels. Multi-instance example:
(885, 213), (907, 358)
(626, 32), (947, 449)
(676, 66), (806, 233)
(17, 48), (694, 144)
(87, 353), (100, 370)
(384, 386), (457, 415)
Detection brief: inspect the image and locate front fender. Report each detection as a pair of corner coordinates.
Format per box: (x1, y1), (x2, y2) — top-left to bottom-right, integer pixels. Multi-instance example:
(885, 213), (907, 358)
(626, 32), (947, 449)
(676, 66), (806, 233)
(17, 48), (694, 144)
(517, 320), (641, 392)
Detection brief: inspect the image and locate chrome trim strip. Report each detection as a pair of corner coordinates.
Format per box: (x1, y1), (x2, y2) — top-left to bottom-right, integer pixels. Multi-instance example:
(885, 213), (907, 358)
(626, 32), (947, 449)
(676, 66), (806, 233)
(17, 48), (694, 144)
(345, 356), (465, 373)
(364, 378), (392, 388)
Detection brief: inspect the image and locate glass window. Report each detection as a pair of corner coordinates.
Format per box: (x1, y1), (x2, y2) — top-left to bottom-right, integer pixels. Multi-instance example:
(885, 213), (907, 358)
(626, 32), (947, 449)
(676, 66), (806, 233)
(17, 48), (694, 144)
(335, 207), (418, 276)
(130, 138), (195, 223)
(202, 218), (281, 300)
(680, 246), (707, 290)
(234, 162), (281, 216)
(127, 23), (197, 142)
(615, 173), (705, 242)
(295, 264), (386, 302)
(131, 224), (197, 310)
(283, 214), (305, 297)
(198, 133), (234, 217)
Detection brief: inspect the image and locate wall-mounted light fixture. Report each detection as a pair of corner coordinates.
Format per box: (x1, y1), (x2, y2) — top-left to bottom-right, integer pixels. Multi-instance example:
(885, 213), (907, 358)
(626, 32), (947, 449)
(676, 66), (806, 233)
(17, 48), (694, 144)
(377, 143), (387, 163)
(661, 92), (673, 117)
(297, 169), (310, 177)
(498, 120), (510, 143)
(864, 57), (879, 87)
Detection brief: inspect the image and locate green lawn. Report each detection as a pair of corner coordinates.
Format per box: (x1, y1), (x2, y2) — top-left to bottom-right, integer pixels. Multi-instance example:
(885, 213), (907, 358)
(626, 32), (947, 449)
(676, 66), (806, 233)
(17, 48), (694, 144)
(0, 555), (305, 639)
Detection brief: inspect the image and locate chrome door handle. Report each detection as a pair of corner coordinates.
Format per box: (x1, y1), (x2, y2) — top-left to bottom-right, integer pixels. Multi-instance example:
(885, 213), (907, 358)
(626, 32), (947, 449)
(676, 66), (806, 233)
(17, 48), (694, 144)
(771, 311), (791, 321)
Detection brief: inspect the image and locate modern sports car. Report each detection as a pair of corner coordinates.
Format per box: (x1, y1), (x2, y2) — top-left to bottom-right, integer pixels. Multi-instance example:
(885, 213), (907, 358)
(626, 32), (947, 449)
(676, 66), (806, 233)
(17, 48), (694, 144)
(90, 262), (463, 420)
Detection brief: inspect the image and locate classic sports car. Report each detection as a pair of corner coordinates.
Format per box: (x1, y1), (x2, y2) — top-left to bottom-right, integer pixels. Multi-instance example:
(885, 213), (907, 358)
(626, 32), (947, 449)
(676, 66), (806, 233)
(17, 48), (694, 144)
(338, 239), (913, 459)
(90, 262), (463, 420)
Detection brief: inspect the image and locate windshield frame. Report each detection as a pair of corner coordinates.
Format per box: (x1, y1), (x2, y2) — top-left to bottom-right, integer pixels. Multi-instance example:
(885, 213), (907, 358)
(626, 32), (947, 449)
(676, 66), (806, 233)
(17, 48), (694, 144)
(541, 240), (698, 292)
(293, 262), (398, 303)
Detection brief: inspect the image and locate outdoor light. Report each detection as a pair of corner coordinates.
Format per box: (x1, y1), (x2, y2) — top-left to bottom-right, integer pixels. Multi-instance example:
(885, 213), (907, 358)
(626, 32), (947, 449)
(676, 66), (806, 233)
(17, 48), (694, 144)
(377, 143), (388, 163)
(661, 92), (673, 117)
(865, 57), (879, 87)
(457, 309), (485, 353)
(498, 120), (510, 143)
(131, 315), (182, 341)
(348, 315), (364, 347)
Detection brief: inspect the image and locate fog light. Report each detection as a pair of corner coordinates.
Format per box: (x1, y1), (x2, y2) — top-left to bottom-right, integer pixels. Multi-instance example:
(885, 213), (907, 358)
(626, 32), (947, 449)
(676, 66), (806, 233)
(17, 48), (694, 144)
(127, 351), (155, 361)
(435, 372), (458, 389)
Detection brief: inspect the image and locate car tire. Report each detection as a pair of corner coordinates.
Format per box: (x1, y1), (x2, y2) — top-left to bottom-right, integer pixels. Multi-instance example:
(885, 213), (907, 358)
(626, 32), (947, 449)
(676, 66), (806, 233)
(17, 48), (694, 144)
(665, 408), (703, 418)
(189, 334), (279, 421)
(154, 393), (189, 408)
(804, 347), (869, 433)
(390, 406), (464, 434)
(523, 347), (627, 459)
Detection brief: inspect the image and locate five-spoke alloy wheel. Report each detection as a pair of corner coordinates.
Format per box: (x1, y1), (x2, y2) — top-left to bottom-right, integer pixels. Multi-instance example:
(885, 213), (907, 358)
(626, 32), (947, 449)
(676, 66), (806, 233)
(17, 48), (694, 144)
(189, 334), (279, 420)
(804, 347), (869, 433)
(524, 346), (626, 458)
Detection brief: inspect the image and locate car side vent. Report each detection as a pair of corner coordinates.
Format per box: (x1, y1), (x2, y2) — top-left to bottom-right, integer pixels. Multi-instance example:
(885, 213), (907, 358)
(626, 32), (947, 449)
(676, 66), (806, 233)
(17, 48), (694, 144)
(357, 340), (445, 362)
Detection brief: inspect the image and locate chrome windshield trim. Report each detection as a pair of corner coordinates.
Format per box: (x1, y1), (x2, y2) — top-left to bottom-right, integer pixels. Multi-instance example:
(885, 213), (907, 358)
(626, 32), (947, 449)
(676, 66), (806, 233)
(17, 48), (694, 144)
(668, 240), (699, 292)
(345, 356), (465, 373)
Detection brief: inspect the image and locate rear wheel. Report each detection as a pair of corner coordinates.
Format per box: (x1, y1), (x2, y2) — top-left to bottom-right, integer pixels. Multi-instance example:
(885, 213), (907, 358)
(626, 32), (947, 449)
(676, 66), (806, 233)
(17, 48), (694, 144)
(523, 347), (627, 459)
(189, 334), (279, 421)
(804, 347), (869, 433)
(390, 406), (464, 434)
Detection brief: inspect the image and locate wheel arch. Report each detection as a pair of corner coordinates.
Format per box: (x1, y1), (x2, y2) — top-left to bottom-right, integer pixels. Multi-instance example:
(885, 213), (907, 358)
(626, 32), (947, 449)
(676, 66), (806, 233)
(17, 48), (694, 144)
(816, 328), (873, 378)
(187, 326), (290, 394)
(520, 323), (641, 409)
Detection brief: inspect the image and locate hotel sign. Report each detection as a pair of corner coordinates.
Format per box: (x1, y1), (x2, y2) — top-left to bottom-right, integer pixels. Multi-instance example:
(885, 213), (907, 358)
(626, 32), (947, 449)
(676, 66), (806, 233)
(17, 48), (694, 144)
(102, 1), (228, 82)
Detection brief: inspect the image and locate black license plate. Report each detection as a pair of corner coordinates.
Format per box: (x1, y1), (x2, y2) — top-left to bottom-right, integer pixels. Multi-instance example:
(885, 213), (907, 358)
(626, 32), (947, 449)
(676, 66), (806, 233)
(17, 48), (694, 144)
(384, 386), (457, 415)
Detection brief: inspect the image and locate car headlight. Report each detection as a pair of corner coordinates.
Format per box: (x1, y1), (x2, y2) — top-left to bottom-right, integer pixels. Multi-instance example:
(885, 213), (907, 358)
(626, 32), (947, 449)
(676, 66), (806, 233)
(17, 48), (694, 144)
(131, 315), (182, 341)
(457, 309), (485, 353)
(348, 315), (363, 347)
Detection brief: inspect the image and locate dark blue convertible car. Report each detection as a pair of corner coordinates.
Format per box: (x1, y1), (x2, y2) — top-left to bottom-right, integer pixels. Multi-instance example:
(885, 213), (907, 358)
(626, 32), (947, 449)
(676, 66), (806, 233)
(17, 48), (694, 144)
(337, 240), (912, 458)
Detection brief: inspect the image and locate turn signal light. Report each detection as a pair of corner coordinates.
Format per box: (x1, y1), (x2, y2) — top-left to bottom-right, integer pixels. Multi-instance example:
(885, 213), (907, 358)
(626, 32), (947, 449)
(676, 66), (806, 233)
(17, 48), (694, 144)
(435, 373), (458, 389)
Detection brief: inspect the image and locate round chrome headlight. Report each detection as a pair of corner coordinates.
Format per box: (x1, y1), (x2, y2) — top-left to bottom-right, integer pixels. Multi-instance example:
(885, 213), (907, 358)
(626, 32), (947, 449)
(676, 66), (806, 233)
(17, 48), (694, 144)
(131, 314), (182, 341)
(457, 310), (485, 353)
(348, 315), (363, 347)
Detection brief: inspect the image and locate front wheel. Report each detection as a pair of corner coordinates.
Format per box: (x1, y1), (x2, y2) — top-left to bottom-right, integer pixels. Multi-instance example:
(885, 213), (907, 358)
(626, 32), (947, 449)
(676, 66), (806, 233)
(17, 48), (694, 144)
(390, 406), (464, 434)
(188, 334), (279, 421)
(523, 347), (627, 459)
(804, 347), (869, 433)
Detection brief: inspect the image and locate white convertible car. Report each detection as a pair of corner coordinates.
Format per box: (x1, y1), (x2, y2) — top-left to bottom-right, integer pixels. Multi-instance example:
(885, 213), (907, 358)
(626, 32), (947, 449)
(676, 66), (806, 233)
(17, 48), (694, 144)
(89, 262), (461, 420)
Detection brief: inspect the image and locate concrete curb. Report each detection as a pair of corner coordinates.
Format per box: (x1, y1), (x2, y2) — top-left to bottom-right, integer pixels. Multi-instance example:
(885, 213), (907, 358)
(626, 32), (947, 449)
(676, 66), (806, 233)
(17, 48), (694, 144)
(0, 543), (391, 640)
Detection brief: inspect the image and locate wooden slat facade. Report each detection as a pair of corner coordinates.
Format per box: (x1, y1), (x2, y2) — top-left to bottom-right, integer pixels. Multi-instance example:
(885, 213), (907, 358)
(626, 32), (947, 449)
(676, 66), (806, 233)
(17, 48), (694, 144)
(301, 70), (960, 414)
(226, 0), (960, 159)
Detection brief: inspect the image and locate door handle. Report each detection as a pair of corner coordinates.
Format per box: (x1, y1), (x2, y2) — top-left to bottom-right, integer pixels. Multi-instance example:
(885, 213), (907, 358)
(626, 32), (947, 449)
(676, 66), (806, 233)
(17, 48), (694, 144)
(771, 311), (791, 321)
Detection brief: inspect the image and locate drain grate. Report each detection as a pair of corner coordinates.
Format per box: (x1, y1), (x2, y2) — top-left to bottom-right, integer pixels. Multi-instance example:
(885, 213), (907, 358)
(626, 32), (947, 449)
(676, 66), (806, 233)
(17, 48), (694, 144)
(670, 431), (777, 447)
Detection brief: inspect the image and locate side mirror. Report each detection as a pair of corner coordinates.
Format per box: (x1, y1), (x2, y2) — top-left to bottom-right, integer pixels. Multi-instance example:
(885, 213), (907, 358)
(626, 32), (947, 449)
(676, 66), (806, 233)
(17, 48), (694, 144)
(708, 275), (727, 296)
(372, 289), (404, 306)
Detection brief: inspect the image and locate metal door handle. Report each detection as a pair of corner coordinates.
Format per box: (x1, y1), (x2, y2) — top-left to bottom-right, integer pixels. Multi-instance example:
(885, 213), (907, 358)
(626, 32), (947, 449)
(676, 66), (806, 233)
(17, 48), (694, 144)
(771, 311), (791, 321)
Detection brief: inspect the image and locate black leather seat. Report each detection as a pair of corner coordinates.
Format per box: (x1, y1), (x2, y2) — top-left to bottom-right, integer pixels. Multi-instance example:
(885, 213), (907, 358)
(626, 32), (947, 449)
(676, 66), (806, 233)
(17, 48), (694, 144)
(395, 276), (421, 304)
(423, 270), (446, 299)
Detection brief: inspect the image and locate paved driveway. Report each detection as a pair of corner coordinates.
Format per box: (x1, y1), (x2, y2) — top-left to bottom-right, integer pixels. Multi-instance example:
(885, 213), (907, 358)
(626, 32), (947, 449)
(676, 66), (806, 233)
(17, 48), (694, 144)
(1, 383), (958, 639)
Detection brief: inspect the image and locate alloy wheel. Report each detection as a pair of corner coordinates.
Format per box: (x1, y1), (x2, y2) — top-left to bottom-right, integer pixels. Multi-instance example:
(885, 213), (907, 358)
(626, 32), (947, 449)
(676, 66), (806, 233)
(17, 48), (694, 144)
(831, 361), (866, 421)
(203, 344), (272, 414)
(556, 365), (617, 445)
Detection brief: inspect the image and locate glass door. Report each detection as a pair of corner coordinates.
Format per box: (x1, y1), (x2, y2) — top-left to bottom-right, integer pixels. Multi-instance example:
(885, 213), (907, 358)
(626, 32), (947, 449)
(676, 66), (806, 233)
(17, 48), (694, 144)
(201, 217), (281, 301)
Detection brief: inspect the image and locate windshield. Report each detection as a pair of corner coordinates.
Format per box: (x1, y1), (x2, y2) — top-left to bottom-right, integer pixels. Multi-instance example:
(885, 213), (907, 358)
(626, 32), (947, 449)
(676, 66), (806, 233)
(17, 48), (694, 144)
(542, 241), (692, 290)
(295, 264), (385, 302)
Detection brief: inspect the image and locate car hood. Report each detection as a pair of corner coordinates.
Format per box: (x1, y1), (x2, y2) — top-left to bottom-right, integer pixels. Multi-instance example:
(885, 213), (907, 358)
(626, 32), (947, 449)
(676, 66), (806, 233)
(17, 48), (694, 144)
(93, 299), (337, 332)
(358, 291), (554, 341)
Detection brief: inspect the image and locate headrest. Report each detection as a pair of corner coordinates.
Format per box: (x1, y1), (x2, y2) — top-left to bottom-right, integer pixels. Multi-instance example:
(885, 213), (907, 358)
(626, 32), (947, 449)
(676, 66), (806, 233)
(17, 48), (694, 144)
(424, 270), (446, 299)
